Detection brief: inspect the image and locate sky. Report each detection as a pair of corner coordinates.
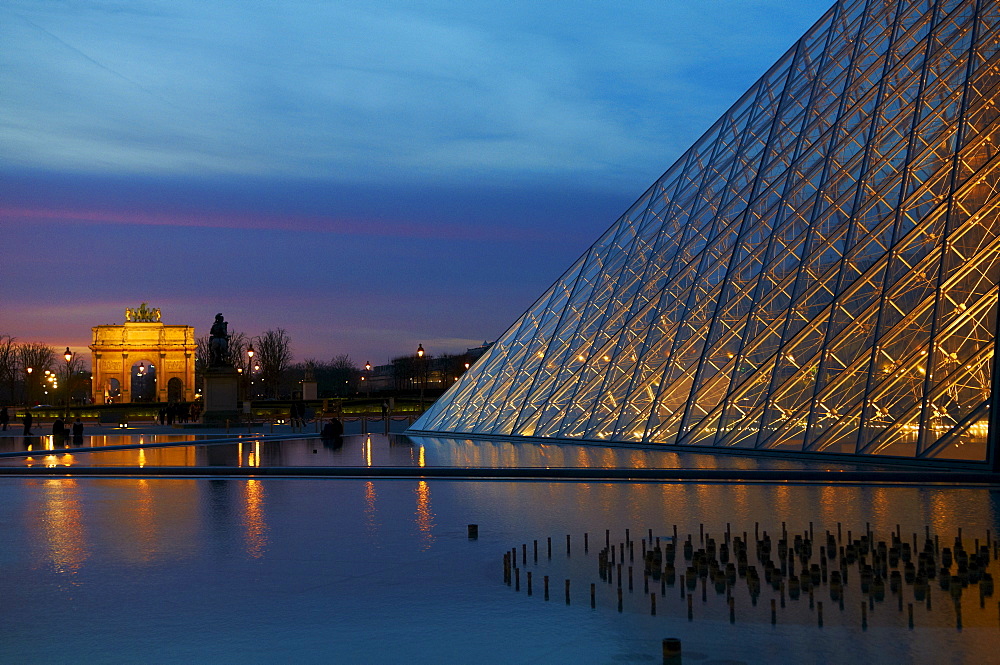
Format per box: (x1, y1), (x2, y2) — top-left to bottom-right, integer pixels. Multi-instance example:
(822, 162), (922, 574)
(1, 0), (833, 369)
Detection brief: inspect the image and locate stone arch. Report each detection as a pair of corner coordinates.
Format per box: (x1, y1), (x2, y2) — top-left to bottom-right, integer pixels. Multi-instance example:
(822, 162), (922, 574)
(90, 308), (196, 404)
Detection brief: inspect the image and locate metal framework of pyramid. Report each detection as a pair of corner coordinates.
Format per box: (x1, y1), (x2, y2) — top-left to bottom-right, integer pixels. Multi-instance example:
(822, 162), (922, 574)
(412, 0), (1000, 465)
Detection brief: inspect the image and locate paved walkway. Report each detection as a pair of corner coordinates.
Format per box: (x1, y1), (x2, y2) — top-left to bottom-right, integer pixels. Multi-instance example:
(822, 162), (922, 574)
(0, 421), (323, 438)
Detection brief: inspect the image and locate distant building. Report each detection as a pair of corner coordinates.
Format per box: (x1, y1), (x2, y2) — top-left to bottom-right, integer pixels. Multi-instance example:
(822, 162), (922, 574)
(366, 342), (495, 394)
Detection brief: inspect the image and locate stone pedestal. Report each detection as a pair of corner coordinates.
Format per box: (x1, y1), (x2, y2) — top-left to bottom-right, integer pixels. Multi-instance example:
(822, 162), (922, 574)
(301, 380), (317, 401)
(201, 367), (241, 426)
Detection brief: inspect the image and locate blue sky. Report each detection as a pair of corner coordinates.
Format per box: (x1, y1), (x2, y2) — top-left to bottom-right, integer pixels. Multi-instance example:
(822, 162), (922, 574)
(1, 0), (833, 367)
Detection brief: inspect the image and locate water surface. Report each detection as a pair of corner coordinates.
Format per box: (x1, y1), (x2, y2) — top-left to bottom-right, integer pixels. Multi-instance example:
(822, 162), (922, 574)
(1, 435), (997, 664)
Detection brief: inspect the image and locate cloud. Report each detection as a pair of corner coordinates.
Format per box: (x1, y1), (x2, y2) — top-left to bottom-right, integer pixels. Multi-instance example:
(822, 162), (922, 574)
(0, 0), (831, 185)
(0, 0), (837, 366)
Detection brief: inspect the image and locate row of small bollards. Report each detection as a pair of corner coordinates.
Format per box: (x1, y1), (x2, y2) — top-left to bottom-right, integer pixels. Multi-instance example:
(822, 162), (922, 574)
(503, 521), (1000, 631)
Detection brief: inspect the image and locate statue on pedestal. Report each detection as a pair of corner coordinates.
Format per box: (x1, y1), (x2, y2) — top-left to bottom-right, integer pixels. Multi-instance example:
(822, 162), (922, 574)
(209, 313), (230, 367)
(201, 312), (240, 426)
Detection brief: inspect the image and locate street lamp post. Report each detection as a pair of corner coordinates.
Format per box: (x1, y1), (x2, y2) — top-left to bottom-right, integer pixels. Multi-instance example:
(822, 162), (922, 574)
(64, 347), (73, 417)
(365, 361), (372, 399)
(25, 366), (32, 407)
(416, 344), (425, 412)
(246, 343), (254, 403)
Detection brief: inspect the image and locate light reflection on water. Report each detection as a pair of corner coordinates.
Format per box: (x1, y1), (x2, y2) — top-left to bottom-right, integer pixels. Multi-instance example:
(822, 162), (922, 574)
(133, 478), (156, 563)
(414, 480), (435, 551)
(1, 474), (999, 663)
(0, 433), (904, 469)
(364, 480), (378, 539)
(0, 433), (210, 456)
(1, 433), (997, 662)
(242, 479), (267, 558)
(36, 478), (87, 580)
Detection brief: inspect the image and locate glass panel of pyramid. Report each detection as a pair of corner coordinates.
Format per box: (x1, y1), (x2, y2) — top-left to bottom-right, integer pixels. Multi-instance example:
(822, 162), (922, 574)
(413, 0), (1000, 464)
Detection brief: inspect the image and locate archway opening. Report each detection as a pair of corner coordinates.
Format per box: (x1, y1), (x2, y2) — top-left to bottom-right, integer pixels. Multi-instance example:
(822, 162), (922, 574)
(106, 378), (121, 403)
(167, 377), (183, 403)
(131, 361), (157, 402)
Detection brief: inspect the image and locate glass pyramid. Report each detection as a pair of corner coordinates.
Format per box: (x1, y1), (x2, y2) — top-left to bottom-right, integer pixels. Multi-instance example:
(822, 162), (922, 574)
(413, 0), (1000, 464)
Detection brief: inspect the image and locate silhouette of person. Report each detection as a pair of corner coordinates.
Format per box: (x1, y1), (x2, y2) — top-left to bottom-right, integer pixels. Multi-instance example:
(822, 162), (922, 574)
(290, 402), (305, 428)
(72, 417), (84, 445)
(0, 406), (8, 431)
(52, 417), (68, 446)
(22, 409), (32, 435)
(321, 418), (344, 448)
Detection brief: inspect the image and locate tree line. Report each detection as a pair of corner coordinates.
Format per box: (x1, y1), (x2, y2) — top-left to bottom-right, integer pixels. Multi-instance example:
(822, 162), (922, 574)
(194, 327), (364, 399)
(0, 334), (88, 405)
(1, 327), (485, 404)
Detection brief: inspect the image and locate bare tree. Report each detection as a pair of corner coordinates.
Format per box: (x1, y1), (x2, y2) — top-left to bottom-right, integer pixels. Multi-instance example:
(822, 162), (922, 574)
(17, 342), (55, 405)
(0, 334), (16, 403)
(257, 328), (291, 398)
(228, 332), (249, 372)
(195, 331), (249, 394)
(331, 354), (354, 370)
(330, 354), (359, 395)
(195, 335), (209, 393)
(18, 342), (55, 374)
(64, 354), (88, 406)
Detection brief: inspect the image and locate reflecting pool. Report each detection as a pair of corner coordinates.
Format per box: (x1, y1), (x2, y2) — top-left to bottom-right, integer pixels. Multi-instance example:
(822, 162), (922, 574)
(1, 435), (998, 664)
(0, 433), (897, 470)
(0, 432), (209, 455)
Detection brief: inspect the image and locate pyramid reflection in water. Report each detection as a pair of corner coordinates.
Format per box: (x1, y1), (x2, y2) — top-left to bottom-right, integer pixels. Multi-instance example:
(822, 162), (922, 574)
(414, 0), (1000, 463)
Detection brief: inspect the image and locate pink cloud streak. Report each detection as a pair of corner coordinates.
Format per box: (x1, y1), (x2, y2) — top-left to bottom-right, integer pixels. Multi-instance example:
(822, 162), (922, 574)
(0, 204), (548, 243)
